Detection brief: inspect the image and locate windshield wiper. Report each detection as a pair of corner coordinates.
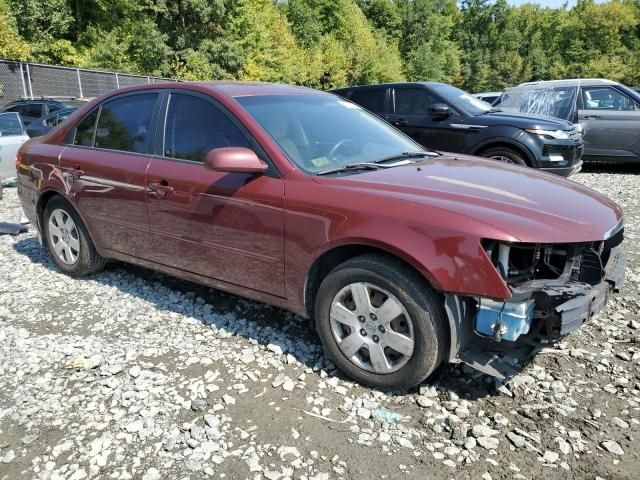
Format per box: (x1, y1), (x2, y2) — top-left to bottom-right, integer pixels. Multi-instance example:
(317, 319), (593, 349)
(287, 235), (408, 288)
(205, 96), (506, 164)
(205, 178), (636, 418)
(373, 151), (436, 164)
(316, 161), (408, 175)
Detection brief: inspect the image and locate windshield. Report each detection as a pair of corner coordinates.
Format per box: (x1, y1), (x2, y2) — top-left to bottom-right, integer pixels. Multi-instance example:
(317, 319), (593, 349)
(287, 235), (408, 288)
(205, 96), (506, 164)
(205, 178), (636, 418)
(236, 94), (426, 174)
(430, 84), (493, 115)
(496, 86), (578, 121)
(0, 112), (25, 136)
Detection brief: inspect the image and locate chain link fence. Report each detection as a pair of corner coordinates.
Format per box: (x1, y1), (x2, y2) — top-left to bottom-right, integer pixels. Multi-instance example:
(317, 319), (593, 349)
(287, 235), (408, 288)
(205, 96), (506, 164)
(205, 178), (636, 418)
(0, 59), (174, 109)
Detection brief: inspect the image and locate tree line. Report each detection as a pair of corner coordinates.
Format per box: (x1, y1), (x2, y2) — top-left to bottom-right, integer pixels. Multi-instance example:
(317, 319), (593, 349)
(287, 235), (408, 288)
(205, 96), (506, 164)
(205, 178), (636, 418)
(1, 0), (639, 93)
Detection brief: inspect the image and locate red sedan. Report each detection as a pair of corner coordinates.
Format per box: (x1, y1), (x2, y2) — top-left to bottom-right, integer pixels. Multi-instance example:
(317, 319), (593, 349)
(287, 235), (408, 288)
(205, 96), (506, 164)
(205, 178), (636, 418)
(16, 82), (626, 389)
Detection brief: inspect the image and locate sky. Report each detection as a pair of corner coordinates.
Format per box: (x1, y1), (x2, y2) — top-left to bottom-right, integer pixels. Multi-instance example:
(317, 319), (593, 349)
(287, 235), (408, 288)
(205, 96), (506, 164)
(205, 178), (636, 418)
(507, 0), (605, 7)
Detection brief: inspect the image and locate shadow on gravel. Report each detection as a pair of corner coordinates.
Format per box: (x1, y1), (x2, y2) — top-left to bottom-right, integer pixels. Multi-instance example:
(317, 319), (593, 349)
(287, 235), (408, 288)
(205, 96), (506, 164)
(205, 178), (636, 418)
(12, 235), (499, 400)
(581, 163), (640, 175)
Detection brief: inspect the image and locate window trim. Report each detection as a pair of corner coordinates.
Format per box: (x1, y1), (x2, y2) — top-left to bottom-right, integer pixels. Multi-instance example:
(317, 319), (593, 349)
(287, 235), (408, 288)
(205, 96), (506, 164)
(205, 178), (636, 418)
(154, 89), (281, 178)
(64, 90), (163, 155)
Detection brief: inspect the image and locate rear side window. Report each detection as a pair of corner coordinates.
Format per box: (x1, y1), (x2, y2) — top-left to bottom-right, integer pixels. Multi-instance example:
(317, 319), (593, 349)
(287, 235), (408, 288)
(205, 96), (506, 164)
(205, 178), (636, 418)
(94, 93), (158, 153)
(163, 93), (251, 162)
(349, 89), (387, 114)
(73, 109), (99, 146)
(7, 104), (43, 117)
(395, 89), (437, 115)
(47, 104), (62, 113)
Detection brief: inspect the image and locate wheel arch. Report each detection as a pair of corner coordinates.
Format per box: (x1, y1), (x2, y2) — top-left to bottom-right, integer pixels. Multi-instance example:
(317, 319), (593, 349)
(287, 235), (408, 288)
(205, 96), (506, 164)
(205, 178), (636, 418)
(304, 242), (444, 317)
(36, 189), (105, 257)
(473, 140), (535, 166)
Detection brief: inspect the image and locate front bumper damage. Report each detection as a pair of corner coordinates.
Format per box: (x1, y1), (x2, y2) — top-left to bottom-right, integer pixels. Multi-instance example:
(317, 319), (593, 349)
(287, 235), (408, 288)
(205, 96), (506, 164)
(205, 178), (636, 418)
(446, 245), (626, 380)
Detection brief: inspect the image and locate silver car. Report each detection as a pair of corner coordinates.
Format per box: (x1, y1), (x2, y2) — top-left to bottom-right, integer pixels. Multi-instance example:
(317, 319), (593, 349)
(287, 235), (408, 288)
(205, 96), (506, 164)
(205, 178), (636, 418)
(0, 112), (29, 181)
(496, 79), (640, 164)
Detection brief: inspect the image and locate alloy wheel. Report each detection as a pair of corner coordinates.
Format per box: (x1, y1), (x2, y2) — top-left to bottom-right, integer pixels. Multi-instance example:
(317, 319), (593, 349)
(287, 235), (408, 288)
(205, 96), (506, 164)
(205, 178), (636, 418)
(48, 208), (80, 265)
(329, 282), (414, 374)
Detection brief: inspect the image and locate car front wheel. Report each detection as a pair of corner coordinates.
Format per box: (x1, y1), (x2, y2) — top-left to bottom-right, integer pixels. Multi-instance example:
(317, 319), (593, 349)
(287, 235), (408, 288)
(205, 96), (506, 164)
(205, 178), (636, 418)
(43, 196), (106, 276)
(480, 146), (528, 166)
(315, 254), (446, 390)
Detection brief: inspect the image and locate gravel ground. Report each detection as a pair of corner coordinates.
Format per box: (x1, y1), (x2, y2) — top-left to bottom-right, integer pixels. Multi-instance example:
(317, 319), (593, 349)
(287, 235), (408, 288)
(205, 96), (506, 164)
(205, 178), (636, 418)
(1, 168), (639, 480)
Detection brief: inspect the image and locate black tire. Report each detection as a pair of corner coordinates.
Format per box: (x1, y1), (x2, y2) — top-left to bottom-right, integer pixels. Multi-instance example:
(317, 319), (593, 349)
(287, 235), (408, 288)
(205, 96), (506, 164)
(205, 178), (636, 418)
(43, 196), (106, 276)
(480, 146), (528, 166)
(314, 253), (447, 390)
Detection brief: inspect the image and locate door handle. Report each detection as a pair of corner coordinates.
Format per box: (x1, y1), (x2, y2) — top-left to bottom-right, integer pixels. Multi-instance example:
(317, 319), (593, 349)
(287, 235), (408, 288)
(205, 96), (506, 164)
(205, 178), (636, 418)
(582, 115), (601, 119)
(394, 118), (408, 126)
(148, 181), (174, 199)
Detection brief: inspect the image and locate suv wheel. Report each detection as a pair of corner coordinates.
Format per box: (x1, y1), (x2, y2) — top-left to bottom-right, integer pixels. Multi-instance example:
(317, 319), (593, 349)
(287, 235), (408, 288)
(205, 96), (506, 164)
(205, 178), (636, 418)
(43, 196), (106, 276)
(480, 147), (528, 166)
(315, 254), (446, 390)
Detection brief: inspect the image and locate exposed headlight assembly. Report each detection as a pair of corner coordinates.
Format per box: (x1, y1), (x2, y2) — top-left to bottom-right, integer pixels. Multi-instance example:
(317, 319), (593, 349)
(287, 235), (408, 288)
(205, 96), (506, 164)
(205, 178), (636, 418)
(525, 128), (570, 140)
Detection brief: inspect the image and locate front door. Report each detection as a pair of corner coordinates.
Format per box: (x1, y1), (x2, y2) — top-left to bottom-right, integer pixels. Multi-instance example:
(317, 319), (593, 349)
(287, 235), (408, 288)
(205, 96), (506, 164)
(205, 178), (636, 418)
(59, 92), (159, 257)
(388, 87), (466, 152)
(578, 86), (640, 162)
(146, 91), (285, 297)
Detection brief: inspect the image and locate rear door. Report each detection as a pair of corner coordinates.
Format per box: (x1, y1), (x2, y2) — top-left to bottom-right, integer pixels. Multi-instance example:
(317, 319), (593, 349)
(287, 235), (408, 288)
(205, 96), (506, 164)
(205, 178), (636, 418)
(578, 86), (640, 162)
(388, 87), (466, 152)
(60, 91), (160, 258)
(145, 91), (286, 296)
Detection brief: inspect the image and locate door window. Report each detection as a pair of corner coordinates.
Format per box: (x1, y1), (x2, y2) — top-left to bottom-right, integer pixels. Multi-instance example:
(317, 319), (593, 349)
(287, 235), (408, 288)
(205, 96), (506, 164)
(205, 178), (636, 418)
(163, 93), (251, 162)
(45, 115), (60, 127)
(581, 87), (638, 111)
(94, 93), (158, 153)
(73, 109), (99, 147)
(395, 89), (439, 115)
(349, 89), (387, 114)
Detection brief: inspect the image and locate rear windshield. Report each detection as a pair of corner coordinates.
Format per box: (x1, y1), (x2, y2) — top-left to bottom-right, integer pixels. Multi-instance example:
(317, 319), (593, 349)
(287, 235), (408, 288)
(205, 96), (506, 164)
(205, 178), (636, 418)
(496, 86), (578, 121)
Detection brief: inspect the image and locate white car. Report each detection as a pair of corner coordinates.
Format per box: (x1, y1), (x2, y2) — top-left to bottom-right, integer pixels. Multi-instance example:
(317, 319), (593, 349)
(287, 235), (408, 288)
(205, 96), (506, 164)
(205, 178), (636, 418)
(0, 112), (29, 181)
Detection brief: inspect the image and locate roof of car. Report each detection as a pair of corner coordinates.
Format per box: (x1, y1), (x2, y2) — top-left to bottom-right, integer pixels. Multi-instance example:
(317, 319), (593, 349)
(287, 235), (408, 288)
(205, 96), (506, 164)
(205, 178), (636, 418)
(194, 81), (323, 97)
(331, 81), (448, 92)
(516, 78), (619, 88)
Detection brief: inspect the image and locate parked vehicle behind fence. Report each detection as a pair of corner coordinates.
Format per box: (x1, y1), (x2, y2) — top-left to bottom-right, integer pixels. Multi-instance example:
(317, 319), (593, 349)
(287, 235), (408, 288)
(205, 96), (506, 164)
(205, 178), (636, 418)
(1, 98), (86, 126)
(331, 82), (584, 177)
(26, 107), (78, 138)
(495, 79), (640, 164)
(0, 112), (29, 180)
(16, 82), (626, 389)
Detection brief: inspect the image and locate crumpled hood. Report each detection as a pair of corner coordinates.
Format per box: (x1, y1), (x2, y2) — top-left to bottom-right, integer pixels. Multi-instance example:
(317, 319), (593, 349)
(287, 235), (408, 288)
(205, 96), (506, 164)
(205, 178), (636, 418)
(339, 155), (622, 243)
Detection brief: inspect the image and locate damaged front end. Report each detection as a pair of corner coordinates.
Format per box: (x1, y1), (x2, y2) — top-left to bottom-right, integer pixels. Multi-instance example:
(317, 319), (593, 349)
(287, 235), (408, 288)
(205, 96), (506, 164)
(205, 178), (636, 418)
(446, 221), (626, 379)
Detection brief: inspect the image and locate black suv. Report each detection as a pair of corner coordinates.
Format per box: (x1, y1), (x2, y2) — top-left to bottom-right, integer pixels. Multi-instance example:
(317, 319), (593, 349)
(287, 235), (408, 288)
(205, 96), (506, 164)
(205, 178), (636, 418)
(331, 82), (584, 177)
(1, 98), (85, 126)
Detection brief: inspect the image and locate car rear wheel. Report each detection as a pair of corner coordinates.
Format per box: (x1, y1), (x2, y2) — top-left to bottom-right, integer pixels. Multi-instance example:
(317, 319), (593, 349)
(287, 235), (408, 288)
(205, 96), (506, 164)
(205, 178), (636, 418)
(480, 147), (528, 166)
(43, 196), (106, 276)
(314, 254), (446, 390)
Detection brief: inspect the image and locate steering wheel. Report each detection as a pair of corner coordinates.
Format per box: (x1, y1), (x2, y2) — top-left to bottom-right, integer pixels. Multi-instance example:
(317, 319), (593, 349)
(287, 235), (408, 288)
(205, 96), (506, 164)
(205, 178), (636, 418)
(328, 139), (356, 160)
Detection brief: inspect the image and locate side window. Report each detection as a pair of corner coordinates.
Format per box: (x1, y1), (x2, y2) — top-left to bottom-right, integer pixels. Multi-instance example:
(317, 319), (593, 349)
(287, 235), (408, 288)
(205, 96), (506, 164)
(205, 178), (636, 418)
(45, 115), (59, 127)
(581, 87), (637, 111)
(163, 93), (251, 162)
(23, 103), (44, 117)
(395, 88), (439, 115)
(94, 93), (158, 153)
(73, 109), (99, 147)
(5, 105), (24, 114)
(349, 89), (387, 114)
(48, 104), (62, 113)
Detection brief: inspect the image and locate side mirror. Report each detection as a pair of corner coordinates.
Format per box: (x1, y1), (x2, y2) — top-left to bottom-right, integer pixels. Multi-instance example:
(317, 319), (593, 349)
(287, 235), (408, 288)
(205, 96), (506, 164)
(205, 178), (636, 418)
(429, 103), (453, 118)
(204, 147), (268, 174)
